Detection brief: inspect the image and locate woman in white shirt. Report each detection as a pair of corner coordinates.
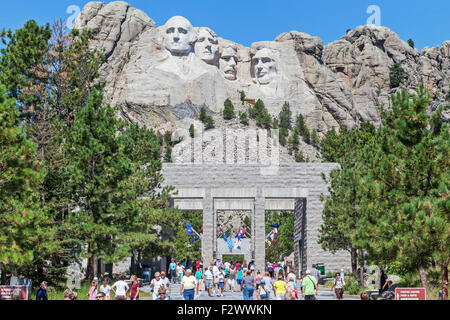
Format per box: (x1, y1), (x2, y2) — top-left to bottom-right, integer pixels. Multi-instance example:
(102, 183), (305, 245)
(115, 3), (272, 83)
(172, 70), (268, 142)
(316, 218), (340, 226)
(111, 275), (129, 300)
(150, 272), (164, 300)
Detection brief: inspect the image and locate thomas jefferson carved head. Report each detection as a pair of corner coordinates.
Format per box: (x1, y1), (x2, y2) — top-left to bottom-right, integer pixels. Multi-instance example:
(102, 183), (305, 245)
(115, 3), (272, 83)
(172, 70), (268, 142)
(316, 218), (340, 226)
(163, 16), (197, 55)
(219, 46), (238, 80)
(195, 28), (219, 65)
(251, 48), (278, 85)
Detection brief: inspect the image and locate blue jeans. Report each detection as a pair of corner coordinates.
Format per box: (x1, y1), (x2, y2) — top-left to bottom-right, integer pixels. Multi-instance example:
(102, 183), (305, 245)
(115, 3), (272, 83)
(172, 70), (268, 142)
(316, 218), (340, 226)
(183, 289), (195, 300)
(243, 286), (254, 300)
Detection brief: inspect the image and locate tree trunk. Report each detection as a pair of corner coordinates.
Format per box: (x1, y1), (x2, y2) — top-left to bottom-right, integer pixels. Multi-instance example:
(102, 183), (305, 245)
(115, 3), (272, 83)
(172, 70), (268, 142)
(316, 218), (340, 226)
(441, 264), (448, 300)
(92, 253), (98, 278)
(418, 258), (428, 288)
(358, 250), (365, 288)
(350, 248), (358, 276)
(0, 265), (6, 284)
(130, 250), (137, 275)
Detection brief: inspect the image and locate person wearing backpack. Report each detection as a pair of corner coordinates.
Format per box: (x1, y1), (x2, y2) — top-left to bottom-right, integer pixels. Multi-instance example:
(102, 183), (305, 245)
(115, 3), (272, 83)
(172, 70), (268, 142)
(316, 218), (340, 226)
(331, 272), (345, 300)
(301, 270), (318, 300)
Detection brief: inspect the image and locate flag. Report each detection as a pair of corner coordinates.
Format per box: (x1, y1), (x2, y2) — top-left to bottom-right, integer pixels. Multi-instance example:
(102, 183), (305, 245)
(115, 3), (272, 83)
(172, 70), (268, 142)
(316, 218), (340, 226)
(185, 221), (193, 235)
(226, 236), (234, 252)
(235, 238), (242, 250)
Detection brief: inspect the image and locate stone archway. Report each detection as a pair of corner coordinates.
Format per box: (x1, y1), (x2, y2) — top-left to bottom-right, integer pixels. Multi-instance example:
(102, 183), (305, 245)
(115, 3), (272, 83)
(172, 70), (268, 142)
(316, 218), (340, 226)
(162, 163), (352, 275)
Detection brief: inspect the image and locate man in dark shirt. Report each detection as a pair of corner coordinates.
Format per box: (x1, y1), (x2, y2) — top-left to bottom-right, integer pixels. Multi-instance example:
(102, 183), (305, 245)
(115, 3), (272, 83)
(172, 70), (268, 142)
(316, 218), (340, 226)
(36, 281), (48, 300)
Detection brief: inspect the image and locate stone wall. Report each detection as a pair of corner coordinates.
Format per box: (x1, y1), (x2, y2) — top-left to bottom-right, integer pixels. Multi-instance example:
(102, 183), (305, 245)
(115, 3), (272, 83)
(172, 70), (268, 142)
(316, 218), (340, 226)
(162, 163), (352, 273)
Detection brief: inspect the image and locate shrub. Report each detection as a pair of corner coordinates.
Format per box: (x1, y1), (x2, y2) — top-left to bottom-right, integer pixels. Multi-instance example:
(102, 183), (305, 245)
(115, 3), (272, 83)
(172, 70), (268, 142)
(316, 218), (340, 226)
(189, 124), (195, 138)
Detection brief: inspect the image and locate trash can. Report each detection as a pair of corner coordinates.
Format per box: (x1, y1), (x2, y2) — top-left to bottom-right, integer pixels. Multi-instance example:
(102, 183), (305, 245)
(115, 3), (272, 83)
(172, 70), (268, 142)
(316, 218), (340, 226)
(143, 268), (152, 283)
(316, 263), (325, 276)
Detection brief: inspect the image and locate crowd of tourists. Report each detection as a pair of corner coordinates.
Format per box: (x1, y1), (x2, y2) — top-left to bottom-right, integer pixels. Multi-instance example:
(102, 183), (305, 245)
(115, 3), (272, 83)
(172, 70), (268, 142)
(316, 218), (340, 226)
(163, 259), (325, 301)
(27, 259), (357, 301)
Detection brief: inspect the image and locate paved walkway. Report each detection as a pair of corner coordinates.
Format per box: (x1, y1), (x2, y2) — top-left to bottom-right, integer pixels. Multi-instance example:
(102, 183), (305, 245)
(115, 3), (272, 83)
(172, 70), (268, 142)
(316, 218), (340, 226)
(141, 283), (358, 301)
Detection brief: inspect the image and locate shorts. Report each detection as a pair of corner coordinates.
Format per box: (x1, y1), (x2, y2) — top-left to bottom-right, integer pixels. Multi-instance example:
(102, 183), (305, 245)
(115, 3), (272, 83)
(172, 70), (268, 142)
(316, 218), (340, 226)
(237, 279), (242, 285)
(218, 282), (224, 289)
(170, 270), (176, 277)
(205, 279), (213, 289)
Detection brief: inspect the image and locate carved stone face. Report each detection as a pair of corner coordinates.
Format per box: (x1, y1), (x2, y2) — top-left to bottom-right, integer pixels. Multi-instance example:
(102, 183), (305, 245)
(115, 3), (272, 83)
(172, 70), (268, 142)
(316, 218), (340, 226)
(220, 47), (238, 80)
(164, 16), (196, 55)
(195, 28), (219, 64)
(252, 48), (277, 85)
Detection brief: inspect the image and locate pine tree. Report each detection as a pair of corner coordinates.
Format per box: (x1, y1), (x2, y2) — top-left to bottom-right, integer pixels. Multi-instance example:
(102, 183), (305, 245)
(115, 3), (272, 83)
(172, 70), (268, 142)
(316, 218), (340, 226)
(311, 130), (320, 148)
(407, 38), (415, 49)
(239, 111), (249, 126)
(223, 98), (235, 120)
(0, 85), (55, 272)
(64, 89), (132, 277)
(239, 90), (246, 105)
(390, 63), (405, 88)
(319, 122), (377, 279)
(360, 85), (449, 289)
(289, 127), (300, 153)
(296, 114), (310, 144)
(189, 124), (195, 138)
(279, 102), (292, 131)
(199, 107), (207, 123)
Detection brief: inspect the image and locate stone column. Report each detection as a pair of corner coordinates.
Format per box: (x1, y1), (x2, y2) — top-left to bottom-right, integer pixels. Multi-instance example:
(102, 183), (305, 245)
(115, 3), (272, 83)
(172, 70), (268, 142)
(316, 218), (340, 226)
(202, 188), (214, 265)
(254, 187), (266, 272)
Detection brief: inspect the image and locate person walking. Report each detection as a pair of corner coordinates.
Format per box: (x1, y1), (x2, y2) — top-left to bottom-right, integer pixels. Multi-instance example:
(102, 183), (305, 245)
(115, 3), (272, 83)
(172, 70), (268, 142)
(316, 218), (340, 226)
(310, 264), (320, 283)
(331, 272), (345, 300)
(36, 281), (48, 300)
(267, 263), (274, 279)
(111, 275), (129, 300)
(228, 265), (236, 292)
(217, 268), (225, 297)
(195, 268), (203, 296)
(161, 272), (171, 298)
(257, 280), (269, 300)
(262, 271), (273, 300)
(236, 266), (244, 292)
(87, 280), (98, 300)
(204, 266), (214, 297)
(150, 272), (164, 300)
(255, 271), (263, 291)
(285, 277), (298, 300)
(130, 275), (140, 300)
(273, 275), (287, 300)
(99, 278), (111, 300)
(176, 262), (184, 284)
(180, 269), (196, 300)
(221, 265), (229, 293)
(168, 259), (177, 284)
(301, 270), (318, 300)
(242, 270), (256, 300)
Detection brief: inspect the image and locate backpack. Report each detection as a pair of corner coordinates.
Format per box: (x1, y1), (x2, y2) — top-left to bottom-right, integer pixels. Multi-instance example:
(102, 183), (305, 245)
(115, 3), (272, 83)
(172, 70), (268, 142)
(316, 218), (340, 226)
(268, 266), (273, 272)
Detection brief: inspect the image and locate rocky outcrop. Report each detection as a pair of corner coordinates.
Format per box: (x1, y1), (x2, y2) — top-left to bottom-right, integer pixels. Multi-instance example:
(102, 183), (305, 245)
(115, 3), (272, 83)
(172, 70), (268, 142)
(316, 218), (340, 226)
(74, 1), (449, 151)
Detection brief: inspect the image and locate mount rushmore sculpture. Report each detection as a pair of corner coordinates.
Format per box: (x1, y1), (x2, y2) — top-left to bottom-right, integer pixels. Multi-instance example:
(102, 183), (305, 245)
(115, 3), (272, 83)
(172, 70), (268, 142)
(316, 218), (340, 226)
(74, 1), (449, 134)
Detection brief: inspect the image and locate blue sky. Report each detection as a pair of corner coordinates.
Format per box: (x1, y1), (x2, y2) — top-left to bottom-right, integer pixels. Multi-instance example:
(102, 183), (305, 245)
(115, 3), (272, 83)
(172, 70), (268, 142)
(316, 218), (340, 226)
(0, 0), (449, 50)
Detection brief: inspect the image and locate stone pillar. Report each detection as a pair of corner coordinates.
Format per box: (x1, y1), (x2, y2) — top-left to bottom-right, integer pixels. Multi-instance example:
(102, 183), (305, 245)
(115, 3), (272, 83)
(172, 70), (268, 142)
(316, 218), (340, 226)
(202, 188), (214, 265)
(254, 187), (266, 272)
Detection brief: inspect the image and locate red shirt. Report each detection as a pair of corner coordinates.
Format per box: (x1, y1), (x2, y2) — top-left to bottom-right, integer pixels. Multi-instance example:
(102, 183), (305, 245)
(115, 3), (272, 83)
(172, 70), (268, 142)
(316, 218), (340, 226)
(130, 283), (140, 298)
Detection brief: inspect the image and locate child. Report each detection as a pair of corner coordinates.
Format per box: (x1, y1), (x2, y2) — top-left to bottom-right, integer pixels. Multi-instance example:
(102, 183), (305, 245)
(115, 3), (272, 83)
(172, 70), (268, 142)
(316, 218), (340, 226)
(217, 269), (225, 297)
(236, 266), (244, 292)
(87, 280), (98, 300)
